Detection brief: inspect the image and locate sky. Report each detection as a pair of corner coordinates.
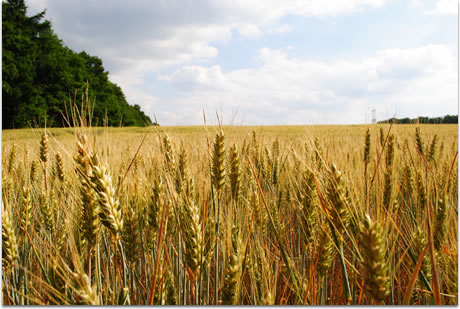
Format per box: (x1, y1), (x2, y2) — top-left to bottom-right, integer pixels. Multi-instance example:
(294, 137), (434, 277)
(25, 0), (458, 125)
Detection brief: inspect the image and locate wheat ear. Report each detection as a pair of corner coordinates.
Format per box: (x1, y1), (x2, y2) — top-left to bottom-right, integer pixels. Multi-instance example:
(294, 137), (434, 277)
(229, 144), (241, 203)
(221, 224), (243, 305)
(90, 154), (123, 236)
(181, 198), (203, 281)
(360, 215), (390, 304)
(55, 152), (65, 182)
(212, 129), (226, 198)
(74, 134), (99, 248)
(2, 203), (18, 270)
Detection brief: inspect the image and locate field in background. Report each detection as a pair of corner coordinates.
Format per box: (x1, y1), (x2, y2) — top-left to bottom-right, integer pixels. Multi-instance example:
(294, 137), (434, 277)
(2, 124), (458, 305)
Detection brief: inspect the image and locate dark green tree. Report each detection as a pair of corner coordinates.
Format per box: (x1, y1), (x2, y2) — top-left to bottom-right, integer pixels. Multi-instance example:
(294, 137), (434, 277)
(378, 115), (458, 125)
(2, 0), (153, 128)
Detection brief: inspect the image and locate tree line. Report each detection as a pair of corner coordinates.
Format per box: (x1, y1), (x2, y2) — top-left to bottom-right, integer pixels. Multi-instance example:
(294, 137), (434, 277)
(378, 114), (458, 124)
(2, 0), (154, 129)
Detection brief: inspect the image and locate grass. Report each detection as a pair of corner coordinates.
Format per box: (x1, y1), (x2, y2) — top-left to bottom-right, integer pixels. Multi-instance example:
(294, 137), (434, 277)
(1, 122), (458, 305)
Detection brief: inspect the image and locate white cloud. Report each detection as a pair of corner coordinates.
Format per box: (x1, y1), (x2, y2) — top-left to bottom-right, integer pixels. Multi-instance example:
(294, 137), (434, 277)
(275, 0), (389, 17)
(238, 24), (261, 38)
(25, 0), (393, 74)
(273, 24), (292, 33)
(420, 0), (458, 15)
(160, 65), (227, 92)
(158, 45), (457, 125)
(408, 0), (421, 8)
(23, 0), (455, 125)
(435, 0), (458, 14)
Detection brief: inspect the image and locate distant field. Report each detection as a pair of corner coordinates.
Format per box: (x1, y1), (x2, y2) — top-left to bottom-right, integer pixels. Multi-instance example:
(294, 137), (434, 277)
(2, 124), (458, 305)
(2, 124), (457, 182)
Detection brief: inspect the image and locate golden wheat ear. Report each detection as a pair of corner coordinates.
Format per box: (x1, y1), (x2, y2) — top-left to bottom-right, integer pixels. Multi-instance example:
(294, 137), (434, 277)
(7, 144), (17, 174)
(55, 152), (65, 182)
(40, 132), (49, 164)
(229, 144), (241, 203)
(212, 129), (226, 198)
(181, 198), (203, 282)
(90, 154), (123, 236)
(2, 203), (18, 270)
(359, 215), (390, 305)
(221, 224), (243, 305)
(74, 134), (99, 249)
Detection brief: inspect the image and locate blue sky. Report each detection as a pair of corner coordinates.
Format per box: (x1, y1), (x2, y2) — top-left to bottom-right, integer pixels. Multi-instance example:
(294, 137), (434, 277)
(27, 0), (458, 125)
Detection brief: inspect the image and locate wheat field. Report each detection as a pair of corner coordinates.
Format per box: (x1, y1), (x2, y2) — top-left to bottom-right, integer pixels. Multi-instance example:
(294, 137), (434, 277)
(1, 121), (458, 305)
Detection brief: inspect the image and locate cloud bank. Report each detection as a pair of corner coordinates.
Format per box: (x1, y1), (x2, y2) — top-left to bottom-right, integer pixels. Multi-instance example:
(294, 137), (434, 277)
(25, 0), (457, 125)
(160, 44), (456, 124)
